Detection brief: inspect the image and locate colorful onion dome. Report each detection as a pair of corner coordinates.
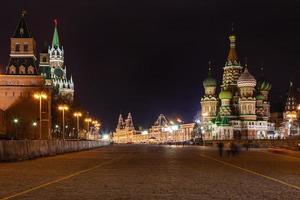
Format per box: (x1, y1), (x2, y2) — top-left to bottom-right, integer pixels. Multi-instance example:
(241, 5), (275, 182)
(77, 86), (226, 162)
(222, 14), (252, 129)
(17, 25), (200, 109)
(203, 65), (217, 88)
(257, 80), (272, 91)
(255, 94), (265, 100)
(237, 67), (256, 88)
(219, 90), (232, 99)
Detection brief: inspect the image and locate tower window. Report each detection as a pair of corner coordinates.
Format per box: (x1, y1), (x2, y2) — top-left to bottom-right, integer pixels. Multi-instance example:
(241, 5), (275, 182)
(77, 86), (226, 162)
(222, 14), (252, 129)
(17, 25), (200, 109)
(42, 57), (47, 62)
(24, 44), (28, 52)
(28, 66), (34, 74)
(9, 65), (16, 74)
(19, 65), (25, 74)
(15, 44), (20, 52)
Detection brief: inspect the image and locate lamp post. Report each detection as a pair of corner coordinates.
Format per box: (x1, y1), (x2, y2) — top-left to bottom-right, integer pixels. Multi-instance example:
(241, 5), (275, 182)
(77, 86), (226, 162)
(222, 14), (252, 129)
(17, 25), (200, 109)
(58, 105), (69, 140)
(73, 112), (82, 140)
(34, 92), (47, 140)
(85, 118), (92, 140)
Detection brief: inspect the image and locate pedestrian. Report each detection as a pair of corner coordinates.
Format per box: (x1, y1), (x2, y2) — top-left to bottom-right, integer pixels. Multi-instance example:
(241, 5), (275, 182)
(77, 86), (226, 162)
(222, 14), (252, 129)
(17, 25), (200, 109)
(225, 142), (231, 157)
(230, 142), (236, 156)
(245, 142), (249, 151)
(217, 142), (224, 157)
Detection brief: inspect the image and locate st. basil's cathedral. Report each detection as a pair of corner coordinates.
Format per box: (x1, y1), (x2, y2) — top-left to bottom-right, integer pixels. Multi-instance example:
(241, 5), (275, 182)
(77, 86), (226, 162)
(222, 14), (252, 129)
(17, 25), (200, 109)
(200, 31), (275, 140)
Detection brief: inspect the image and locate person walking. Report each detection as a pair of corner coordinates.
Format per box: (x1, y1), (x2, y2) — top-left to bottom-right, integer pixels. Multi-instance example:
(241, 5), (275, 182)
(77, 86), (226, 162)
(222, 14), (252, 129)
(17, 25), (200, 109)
(225, 142), (231, 157)
(217, 142), (224, 157)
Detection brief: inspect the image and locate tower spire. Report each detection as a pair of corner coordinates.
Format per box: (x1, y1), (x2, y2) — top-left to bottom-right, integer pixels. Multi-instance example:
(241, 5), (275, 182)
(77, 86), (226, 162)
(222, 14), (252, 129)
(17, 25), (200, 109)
(13, 10), (31, 38)
(117, 114), (124, 129)
(226, 23), (239, 66)
(285, 81), (297, 112)
(208, 60), (212, 76)
(52, 19), (60, 48)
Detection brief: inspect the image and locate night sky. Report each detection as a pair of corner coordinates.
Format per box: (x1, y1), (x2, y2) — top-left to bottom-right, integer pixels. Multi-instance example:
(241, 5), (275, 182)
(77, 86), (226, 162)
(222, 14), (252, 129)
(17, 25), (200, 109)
(1, 1), (300, 130)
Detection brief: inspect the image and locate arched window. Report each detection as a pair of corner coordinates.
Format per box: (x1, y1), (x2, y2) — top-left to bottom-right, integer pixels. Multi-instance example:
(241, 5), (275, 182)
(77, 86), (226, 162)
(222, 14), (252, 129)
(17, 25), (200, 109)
(9, 65), (16, 74)
(42, 57), (47, 62)
(28, 66), (34, 74)
(24, 43), (28, 52)
(19, 65), (25, 74)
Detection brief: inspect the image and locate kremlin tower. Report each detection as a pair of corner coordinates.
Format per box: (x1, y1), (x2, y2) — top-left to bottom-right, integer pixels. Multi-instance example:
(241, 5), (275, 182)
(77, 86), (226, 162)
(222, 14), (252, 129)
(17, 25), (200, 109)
(39, 19), (74, 104)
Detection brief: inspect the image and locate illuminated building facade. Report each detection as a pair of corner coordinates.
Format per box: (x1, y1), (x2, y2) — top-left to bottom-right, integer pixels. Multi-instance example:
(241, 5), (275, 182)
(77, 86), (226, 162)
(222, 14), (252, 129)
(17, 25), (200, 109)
(113, 113), (195, 144)
(200, 31), (274, 140)
(113, 113), (141, 143)
(281, 82), (300, 137)
(0, 12), (51, 139)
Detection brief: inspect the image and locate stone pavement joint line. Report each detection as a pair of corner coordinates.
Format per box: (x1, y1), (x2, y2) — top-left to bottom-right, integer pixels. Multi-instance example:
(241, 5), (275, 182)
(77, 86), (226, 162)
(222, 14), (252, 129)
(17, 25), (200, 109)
(0, 156), (124, 200)
(200, 154), (300, 191)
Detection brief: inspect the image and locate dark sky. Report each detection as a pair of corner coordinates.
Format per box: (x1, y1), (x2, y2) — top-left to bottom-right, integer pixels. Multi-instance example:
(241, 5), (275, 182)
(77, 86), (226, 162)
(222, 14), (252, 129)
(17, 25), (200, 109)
(1, 1), (300, 130)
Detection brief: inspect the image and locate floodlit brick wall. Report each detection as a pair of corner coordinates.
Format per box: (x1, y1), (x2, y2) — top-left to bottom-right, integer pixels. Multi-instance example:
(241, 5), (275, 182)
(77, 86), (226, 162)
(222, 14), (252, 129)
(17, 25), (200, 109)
(0, 140), (109, 161)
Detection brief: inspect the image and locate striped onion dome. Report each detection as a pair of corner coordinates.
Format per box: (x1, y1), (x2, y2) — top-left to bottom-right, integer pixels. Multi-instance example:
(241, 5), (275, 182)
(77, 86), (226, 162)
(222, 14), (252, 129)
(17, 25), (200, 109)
(237, 67), (256, 88)
(257, 80), (272, 91)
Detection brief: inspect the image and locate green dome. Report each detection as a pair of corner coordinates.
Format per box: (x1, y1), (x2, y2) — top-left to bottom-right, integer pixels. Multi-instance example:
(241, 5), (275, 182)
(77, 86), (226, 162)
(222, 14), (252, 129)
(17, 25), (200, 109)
(203, 67), (217, 87)
(219, 90), (232, 99)
(255, 94), (265, 100)
(203, 77), (217, 87)
(257, 80), (272, 91)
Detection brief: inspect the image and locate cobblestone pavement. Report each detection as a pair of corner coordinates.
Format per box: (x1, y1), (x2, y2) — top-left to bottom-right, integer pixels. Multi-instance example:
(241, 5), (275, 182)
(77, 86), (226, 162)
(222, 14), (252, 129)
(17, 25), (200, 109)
(0, 145), (300, 200)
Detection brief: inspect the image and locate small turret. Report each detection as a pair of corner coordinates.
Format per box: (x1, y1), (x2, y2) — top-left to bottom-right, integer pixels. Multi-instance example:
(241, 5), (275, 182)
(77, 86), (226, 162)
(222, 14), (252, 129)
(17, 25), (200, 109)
(125, 113), (135, 130)
(117, 114), (124, 129)
(203, 62), (217, 96)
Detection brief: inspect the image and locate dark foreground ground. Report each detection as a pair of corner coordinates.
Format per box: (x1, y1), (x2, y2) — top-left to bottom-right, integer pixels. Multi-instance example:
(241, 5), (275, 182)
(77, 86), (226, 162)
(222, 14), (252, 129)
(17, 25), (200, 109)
(0, 145), (300, 200)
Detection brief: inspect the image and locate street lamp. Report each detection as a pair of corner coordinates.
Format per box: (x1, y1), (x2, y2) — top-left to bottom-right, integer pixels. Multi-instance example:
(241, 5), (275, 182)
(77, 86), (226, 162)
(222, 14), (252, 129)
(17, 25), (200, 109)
(13, 118), (19, 139)
(85, 118), (92, 139)
(32, 121), (38, 127)
(58, 105), (69, 140)
(34, 92), (47, 140)
(73, 112), (82, 140)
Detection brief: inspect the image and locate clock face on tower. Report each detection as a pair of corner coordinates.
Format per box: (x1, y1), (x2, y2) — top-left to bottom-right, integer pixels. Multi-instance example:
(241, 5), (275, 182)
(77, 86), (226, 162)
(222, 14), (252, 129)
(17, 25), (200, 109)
(54, 68), (63, 78)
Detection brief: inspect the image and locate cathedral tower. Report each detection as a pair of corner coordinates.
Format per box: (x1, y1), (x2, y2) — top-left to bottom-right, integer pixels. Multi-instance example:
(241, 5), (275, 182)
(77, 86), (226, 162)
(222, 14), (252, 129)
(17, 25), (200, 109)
(222, 30), (243, 90)
(256, 68), (271, 120)
(201, 63), (218, 123)
(237, 66), (257, 121)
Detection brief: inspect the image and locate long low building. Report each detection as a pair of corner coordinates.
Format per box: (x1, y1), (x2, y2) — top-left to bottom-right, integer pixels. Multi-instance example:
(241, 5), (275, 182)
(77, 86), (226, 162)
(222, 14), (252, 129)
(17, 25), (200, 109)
(113, 113), (195, 144)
